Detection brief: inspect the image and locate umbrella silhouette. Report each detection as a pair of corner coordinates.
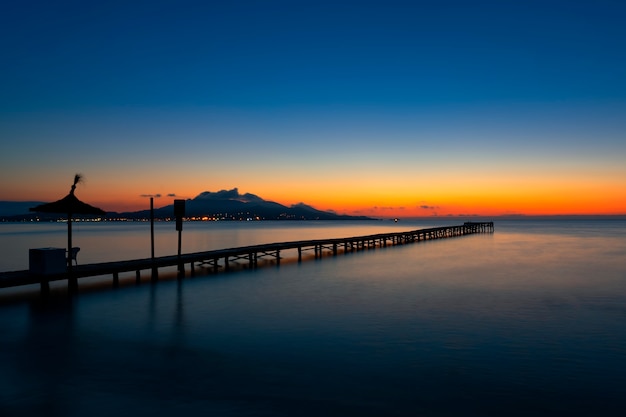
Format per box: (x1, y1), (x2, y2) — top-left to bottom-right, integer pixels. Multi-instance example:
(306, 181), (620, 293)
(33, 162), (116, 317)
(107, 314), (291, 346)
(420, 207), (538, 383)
(30, 174), (106, 290)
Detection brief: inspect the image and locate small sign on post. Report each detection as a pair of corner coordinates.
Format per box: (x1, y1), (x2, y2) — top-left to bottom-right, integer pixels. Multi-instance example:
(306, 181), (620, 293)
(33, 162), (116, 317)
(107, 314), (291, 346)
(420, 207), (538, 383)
(174, 199), (185, 231)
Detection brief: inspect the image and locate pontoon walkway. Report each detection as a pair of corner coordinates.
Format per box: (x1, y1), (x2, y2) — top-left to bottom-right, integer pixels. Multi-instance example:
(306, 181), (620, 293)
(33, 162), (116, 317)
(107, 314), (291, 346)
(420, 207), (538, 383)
(0, 222), (493, 293)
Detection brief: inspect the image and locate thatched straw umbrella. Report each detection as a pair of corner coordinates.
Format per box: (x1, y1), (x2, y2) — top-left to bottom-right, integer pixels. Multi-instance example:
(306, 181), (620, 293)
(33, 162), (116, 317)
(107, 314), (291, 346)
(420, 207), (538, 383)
(30, 174), (106, 291)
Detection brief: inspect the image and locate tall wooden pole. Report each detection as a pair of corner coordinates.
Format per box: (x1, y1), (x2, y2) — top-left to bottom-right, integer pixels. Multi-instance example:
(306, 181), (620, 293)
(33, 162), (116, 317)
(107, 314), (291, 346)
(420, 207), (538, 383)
(68, 212), (77, 292)
(150, 197), (155, 260)
(177, 228), (183, 278)
(150, 197), (158, 282)
(174, 199), (185, 279)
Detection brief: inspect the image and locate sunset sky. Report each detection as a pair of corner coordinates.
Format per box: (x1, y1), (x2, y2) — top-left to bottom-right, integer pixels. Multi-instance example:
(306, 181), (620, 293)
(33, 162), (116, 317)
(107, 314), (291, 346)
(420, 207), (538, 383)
(1, 0), (625, 218)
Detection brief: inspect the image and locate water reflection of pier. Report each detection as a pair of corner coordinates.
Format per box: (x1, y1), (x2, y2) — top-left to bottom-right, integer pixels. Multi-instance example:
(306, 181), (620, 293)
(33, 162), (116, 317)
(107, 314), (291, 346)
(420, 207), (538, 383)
(0, 222), (494, 293)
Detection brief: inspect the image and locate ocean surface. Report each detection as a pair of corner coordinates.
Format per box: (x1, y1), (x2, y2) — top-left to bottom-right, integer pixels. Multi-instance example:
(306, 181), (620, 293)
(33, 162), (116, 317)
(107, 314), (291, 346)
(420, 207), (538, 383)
(1, 219), (625, 416)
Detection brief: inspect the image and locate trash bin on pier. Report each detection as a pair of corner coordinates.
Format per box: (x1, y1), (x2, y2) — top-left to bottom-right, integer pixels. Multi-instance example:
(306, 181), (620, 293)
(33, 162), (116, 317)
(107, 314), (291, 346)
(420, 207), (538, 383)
(29, 248), (66, 275)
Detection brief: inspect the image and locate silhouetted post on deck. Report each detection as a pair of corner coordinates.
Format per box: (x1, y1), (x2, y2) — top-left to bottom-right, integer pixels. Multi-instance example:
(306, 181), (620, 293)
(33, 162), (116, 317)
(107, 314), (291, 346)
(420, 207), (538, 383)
(150, 197), (158, 281)
(67, 211), (77, 292)
(174, 199), (185, 279)
(141, 193), (161, 282)
(150, 197), (155, 258)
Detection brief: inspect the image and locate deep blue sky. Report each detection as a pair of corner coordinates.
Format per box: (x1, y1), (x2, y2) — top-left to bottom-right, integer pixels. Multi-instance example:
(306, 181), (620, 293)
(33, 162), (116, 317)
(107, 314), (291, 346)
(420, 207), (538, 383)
(4, 0), (626, 110)
(1, 1), (625, 215)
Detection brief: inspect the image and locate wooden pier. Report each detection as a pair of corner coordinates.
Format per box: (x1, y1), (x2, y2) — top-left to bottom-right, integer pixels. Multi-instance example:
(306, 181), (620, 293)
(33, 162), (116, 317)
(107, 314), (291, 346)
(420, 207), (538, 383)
(0, 222), (493, 293)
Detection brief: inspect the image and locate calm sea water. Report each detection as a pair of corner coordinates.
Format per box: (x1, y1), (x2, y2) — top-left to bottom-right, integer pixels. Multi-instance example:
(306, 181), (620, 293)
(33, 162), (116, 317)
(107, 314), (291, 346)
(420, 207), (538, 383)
(1, 219), (625, 416)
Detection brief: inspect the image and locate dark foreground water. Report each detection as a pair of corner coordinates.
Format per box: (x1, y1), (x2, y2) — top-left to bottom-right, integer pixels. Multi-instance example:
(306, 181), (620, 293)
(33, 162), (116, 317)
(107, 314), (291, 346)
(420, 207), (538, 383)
(1, 219), (625, 416)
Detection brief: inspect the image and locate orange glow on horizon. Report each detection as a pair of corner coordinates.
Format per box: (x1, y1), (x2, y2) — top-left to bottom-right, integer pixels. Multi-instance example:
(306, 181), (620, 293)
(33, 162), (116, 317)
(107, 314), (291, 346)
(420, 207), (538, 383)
(2, 174), (625, 218)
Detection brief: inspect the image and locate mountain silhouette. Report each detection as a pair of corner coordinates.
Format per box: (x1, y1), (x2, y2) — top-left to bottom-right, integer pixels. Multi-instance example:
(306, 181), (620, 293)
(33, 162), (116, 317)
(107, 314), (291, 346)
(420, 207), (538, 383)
(122, 188), (373, 221)
(0, 201), (46, 217)
(0, 189), (373, 221)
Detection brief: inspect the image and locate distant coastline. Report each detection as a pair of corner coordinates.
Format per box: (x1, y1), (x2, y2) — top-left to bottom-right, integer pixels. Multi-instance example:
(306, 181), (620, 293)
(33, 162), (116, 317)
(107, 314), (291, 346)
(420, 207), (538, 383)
(0, 188), (375, 222)
(1, 213), (625, 223)
(1, 196), (624, 223)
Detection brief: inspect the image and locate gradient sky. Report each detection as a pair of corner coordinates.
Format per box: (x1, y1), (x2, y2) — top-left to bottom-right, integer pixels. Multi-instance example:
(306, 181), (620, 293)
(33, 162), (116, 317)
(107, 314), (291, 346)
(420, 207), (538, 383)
(1, 0), (625, 217)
